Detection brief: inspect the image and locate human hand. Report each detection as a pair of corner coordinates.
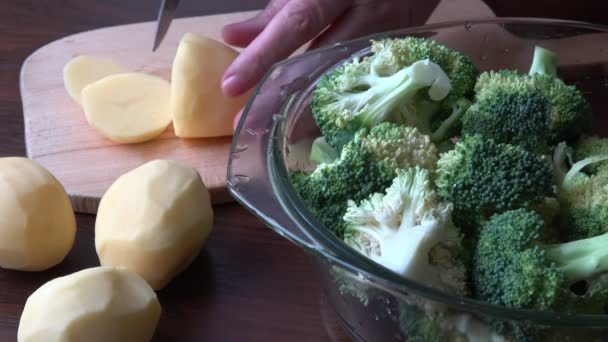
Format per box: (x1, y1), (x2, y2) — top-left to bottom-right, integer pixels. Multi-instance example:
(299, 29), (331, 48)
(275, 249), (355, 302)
(220, 0), (440, 98)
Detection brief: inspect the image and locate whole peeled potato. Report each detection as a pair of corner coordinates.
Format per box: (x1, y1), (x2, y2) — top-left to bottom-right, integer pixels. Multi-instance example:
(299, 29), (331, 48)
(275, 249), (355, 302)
(18, 266), (161, 342)
(95, 159), (213, 290)
(0, 157), (76, 271)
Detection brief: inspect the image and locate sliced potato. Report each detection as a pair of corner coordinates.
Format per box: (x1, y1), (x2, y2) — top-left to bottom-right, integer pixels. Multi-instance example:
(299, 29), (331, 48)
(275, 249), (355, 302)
(95, 159), (213, 290)
(82, 73), (171, 144)
(0, 157), (76, 271)
(171, 33), (251, 138)
(63, 56), (126, 105)
(18, 266), (161, 342)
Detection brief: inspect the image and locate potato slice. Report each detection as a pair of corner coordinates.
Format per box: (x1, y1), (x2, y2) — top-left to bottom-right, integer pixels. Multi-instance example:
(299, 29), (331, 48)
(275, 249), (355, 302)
(63, 56), (126, 105)
(0, 157), (76, 271)
(171, 33), (251, 138)
(82, 73), (172, 144)
(95, 159), (213, 290)
(18, 266), (161, 342)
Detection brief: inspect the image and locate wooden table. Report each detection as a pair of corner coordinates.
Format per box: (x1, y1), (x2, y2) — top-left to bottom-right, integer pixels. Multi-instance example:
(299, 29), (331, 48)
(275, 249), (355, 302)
(0, 1), (349, 340)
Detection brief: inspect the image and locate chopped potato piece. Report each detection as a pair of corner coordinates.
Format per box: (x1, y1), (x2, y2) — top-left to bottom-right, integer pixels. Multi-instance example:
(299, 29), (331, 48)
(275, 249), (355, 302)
(63, 55), (126, 105)
(171, 33), (251, 138)
(95, 159), (213, 290)
(18, 266), (161, 342)
(0, 157), (75, 271)
(82, 73), (171, 144)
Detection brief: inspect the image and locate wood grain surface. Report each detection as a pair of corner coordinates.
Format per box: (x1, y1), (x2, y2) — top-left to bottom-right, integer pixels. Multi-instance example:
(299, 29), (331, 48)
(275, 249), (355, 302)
(1, 1), (350, 341)
(20, 11), (261, 214)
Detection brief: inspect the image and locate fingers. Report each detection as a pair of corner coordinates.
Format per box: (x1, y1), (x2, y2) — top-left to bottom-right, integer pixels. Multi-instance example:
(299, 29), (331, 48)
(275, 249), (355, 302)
(222, 0), (289, 48)
(222, 0), (352, 98)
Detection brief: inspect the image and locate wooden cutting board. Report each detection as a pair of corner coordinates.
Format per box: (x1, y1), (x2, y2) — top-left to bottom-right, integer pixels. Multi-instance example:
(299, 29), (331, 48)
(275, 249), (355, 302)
(19, 0), (494, 215)
(20, 11), (260, 214)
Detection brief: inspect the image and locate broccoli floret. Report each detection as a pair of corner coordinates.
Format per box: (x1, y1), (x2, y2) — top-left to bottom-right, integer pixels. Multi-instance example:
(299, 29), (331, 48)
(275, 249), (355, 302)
(435, 135), (554, 236)
(474, 47), (592, 144)
(343, 167), (467, 295)
(553, 142), (608, 240)
(309, 136), (339, 164)
(474, 209), (608, 314)
(461, 90), (551, 153)
(573, 135), (608, 174)
(398, 301), (466, 342)
(292, 123), (438, 238)
(312, 37), (477, 149)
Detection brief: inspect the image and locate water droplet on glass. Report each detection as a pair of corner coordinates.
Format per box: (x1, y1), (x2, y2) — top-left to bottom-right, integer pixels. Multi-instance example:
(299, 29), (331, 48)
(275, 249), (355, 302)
(231, 174), (250, 184)
(464, 22), (472, 31)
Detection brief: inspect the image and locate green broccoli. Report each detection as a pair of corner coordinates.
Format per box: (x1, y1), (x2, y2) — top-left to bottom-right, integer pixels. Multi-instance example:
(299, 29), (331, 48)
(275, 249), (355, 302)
(292, 123), (438, 238)
(528, 45), (557, 77)
(473, 209), (608, 314)
(309, 136), (339, 164)
(343, 167), (467, 295)
(461, 90), (551, 154)
(312, 37), (477, 149)
(435, 135), (554, 236)
(573, 135), (608, 174)
(553, 142), (608, 240)
(474, 47), (592, 144)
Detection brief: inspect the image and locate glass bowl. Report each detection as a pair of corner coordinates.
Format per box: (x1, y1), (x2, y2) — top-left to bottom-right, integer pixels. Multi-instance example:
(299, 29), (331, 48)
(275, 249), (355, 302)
(227, 18), (608, 341)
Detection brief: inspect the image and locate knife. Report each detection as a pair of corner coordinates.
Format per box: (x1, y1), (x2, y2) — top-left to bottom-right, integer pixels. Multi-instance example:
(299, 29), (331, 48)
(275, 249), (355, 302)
(152, 0), (181, 51)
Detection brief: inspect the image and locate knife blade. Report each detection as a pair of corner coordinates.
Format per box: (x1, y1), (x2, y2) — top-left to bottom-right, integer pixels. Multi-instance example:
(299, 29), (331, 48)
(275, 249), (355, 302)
(153, 0), (181, 51)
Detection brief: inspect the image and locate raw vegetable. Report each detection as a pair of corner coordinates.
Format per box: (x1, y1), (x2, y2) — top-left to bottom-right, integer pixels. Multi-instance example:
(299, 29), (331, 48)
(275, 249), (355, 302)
(171, 33), (251, 138)
(0, 157), (75, 271)
(18, 266), (161, 342)
(63, 55), (125, 105)
(82, 73), (171, 144)
(95, 159), (213, 290)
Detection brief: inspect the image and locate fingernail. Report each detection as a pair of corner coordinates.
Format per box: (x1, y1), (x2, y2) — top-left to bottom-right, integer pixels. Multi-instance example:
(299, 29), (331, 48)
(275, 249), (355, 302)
(222, 75), (238, 97)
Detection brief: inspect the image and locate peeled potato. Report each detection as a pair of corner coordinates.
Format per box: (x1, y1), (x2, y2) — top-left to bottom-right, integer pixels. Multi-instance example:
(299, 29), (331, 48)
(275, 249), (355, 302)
(82, 73), (171, 144)
(95, 159), (213, 290)
(63, 56), (126, 105)
(0, 157), (76, 271)
(18, 266), (161, 342)
(171, 33), (251, 138)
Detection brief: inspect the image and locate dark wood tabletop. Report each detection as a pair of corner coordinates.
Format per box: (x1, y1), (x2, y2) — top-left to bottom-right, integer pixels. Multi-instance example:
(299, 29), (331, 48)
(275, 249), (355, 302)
(0, 1), (350, 341)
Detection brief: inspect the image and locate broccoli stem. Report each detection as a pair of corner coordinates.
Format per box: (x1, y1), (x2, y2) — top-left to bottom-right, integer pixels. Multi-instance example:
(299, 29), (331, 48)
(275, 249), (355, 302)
(309, 136), (339, 164)
(359, 67), (434, 127)
(430, 99), (470, 143)
(529, 46), (557, 77)
(543, 233), (608, 282)
(562, 154), (608, 191)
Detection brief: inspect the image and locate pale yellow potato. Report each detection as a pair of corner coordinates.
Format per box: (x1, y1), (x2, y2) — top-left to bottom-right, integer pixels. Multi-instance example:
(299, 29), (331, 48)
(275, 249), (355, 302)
(171, 33), (251, 138)
(18, 266), (161, 342)
(63, 55), (126, 105)
(0, 157), (76, 271)
(95, 159), (213, 290)
(82, 73), (171, 144)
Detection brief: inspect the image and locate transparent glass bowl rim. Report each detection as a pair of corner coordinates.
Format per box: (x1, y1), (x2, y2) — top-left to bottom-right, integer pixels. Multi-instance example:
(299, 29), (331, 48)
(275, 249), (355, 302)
(230, 17), (608, 326)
